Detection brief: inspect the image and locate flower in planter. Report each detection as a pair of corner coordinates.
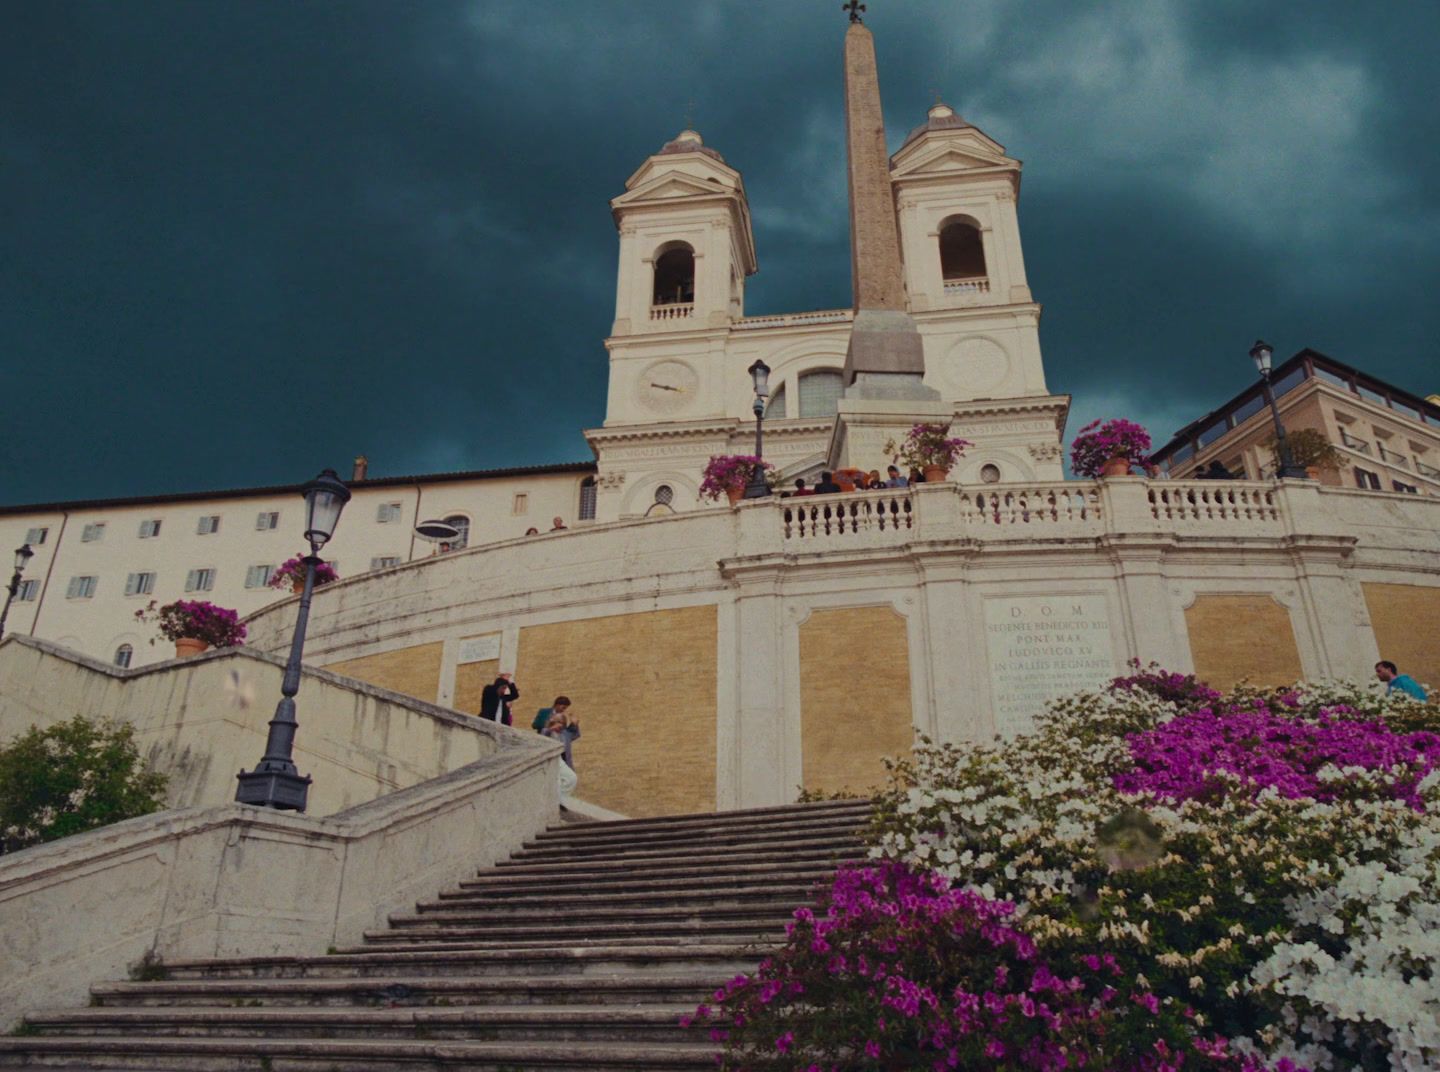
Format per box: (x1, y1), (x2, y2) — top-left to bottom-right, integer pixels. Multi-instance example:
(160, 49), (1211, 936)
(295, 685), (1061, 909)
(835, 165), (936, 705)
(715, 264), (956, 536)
(133, 599), (247, 648)
(699, 454), (772, 501)
(1070, 418), (1152, 478)
(883, 422), (972, 472)
(267, 556), (340, 591)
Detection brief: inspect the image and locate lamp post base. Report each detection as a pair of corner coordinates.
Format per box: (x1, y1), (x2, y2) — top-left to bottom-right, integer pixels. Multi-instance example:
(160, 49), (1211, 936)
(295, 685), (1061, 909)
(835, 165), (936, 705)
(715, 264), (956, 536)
(235, 767), (312, 811)
(1276, 464), (1311, 479)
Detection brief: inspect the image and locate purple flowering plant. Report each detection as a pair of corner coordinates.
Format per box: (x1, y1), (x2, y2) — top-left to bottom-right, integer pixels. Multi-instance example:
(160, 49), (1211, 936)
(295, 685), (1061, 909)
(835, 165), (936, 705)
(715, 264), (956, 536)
(133, 599), (247, 648)
(692, 862), (1281, 1072)
(1070, 418), (1152, 477)
(883, 422), (972, 472)
(267, 556), (339, 590)
(700, 455), (773, 501)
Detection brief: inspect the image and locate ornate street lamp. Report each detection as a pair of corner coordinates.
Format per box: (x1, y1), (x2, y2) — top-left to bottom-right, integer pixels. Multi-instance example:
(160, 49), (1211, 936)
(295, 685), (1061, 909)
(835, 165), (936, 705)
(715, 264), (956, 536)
(0, 544), (35, 640)
(1250, 340), (1308, 479)
(742, 359), (772, 499)
(235, 469), (351, 811)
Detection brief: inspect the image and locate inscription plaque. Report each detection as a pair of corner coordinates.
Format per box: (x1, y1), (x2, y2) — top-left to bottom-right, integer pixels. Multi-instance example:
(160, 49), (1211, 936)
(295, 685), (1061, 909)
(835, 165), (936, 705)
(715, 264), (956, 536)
(457, 634), (501, 664)
(984, 595), (1115, 738)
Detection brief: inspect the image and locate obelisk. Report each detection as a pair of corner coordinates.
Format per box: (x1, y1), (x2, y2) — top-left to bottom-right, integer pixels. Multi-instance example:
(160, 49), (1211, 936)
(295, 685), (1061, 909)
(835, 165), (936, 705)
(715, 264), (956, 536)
(839, 9), (935, 401)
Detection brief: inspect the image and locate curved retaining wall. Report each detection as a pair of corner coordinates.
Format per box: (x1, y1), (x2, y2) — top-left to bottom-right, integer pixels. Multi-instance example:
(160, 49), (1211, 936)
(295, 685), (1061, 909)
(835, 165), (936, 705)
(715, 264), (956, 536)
(245, 478), (1440, 817)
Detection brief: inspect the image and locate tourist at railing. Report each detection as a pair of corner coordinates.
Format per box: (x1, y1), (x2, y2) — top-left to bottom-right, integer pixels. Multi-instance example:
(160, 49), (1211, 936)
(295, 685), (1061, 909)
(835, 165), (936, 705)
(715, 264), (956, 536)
(790, 478), (814, 497)
(1376, 660), (1428, 701)
(814, 471), (842, 494)
(1194, 460), (1236, 480)
(885, 465), (909, 488)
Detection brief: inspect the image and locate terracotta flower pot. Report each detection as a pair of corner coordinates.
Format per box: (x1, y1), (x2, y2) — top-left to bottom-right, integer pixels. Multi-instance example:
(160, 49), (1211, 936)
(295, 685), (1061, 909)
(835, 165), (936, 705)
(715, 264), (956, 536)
(725, 486), (745, 505)
(922, 465), (950, 483)
(290, 578), (304, 594)
(1100, 456), (1133, 478)
(174, 637), (210, 659)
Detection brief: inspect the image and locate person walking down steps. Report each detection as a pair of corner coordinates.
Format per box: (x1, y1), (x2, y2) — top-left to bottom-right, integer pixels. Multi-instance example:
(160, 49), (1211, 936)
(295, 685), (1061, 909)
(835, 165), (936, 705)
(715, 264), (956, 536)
(479, 672), (519, 726)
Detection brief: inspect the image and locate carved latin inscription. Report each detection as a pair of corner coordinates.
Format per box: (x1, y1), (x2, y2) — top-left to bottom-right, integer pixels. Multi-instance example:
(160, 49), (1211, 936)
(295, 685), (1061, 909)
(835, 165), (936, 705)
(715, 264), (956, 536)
(984, 595), (1115, 738)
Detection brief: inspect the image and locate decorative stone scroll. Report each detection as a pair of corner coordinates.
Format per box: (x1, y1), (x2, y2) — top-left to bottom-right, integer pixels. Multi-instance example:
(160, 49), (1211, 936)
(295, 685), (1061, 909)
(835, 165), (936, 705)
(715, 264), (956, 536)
(983, 594), (1115, 738)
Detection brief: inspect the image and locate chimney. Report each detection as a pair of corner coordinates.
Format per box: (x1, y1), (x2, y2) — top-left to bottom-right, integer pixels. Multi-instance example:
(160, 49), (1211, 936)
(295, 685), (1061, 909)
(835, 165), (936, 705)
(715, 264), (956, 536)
(352, 454), (369, 482)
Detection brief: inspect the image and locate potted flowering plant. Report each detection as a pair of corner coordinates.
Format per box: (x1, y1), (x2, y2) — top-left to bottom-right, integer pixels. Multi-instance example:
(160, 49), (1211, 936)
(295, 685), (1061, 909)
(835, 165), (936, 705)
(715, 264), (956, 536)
(1070, 417), (1152, 478)
(884, 423), (972, 482)
(268, 556), (339, 594)
(134, 599), (247, 659)
(700, 454), (773, 504)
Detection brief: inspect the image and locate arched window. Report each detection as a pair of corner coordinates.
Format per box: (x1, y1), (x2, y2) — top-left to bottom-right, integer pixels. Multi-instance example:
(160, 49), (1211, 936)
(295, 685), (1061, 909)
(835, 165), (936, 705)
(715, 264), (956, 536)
(980, 463), (1001, 484)
(443, 514), (470, 550)
(765, 384), (788, 419)
(939, 218), (986, 281)
(798, 370), (844, 418)
(652, 244), (695, 305)
(578, 476), (597, 521)
(645, 485), (676, 517)
(113, 644), (133, 668)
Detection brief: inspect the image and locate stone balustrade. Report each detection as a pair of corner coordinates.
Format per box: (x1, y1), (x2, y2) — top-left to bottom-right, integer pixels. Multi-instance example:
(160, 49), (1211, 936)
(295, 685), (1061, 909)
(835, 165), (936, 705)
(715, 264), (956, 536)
(648, 302), (694, 321)
(733, 308), (854, 331)
(942, 276), (989, 294)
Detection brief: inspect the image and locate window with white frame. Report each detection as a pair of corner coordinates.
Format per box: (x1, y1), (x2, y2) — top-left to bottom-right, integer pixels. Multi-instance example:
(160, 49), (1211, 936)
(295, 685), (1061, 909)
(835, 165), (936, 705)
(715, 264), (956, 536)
(15, 579), (39, 601)
(579, 477), (597, 521)
(66, 575), (98, 599)
(512, 493), (528, 516)
(443, 514), (470, 550)
(25, 527), (48, 545)
(370, 555), (400, 570)
(81, 522), (106, 542)
(124, 572), (156, 597)
(255, 511), (280, 531)
(1393, 481), (1419, 494)
(138, 519), (162, 538)
(113, 644), (134, 669)
(244, 565), (274, 589)
(185, 568), (216, 592)
(1354, 468), (1381, 490)
(376, 502), (402, 523)
(196, 515), (221, 535)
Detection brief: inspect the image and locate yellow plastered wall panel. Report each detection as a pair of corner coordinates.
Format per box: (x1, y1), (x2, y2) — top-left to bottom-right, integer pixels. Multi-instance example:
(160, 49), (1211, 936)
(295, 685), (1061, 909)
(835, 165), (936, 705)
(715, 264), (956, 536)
(799, 606), (913, 796)
(516, 606), (717, 818)
(453, 659), (501, 718)
(324, 642), (445, 704)
(1362, 583), (1440, 694)
(1184, 595), (1303, 692)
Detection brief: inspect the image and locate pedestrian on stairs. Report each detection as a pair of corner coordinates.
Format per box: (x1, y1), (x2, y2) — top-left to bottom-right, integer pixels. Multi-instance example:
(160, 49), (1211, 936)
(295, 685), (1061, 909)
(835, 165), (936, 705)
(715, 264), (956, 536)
(479, 672), (519, 726)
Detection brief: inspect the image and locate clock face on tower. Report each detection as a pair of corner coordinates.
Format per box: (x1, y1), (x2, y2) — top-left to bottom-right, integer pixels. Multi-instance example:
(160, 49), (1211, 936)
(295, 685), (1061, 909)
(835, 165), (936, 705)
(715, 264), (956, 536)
(635, 360), (699, 415)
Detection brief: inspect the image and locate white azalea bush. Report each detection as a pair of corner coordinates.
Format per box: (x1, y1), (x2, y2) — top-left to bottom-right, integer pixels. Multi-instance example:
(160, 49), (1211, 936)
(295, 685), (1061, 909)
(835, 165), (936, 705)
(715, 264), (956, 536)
(869, 668), (1440, 1072)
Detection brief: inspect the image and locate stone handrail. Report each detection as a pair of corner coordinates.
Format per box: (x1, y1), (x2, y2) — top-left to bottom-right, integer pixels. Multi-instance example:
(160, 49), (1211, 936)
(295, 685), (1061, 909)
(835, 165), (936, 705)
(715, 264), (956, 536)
(649, 302), (694, 321)
(733, 308), (854, 331)
(943, 276), (990, 294)
(1147, 481), (1280, 523)
(783, 487), (913, 539)
(961, 484), (1102, 527)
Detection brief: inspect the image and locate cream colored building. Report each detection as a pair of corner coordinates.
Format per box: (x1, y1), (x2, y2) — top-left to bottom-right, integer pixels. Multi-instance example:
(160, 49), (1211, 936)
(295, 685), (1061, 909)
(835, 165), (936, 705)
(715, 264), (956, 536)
(1151, 348), (1440, 495)
(0, 461), (596, 669)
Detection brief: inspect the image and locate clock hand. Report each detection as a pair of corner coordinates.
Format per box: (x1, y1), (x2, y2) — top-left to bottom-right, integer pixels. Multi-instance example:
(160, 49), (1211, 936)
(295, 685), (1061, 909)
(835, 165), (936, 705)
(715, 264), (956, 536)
(649, 382), (682, 392)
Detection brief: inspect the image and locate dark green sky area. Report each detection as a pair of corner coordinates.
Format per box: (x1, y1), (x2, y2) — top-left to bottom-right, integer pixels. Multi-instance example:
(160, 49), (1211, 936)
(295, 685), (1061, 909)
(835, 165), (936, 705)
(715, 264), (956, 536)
(4, 1), (1439, 503)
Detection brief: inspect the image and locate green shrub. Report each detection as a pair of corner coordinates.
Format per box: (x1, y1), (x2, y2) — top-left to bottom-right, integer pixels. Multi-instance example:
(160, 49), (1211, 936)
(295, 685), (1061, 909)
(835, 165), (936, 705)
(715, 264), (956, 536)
(0, 716), (168, 855)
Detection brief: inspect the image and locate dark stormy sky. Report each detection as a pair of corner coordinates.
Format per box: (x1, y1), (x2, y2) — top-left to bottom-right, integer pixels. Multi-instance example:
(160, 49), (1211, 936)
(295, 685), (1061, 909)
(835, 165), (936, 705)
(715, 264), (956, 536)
(4, 1), (1439, 504)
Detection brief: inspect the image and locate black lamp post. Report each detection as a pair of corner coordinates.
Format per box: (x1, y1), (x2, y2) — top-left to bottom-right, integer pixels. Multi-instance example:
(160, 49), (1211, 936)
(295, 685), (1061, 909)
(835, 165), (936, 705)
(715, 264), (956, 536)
(235, 469), (351, 811)
(1250, 340), (1308, 479)
(0, 544), (35, 640)
(742, 359), (772, 499)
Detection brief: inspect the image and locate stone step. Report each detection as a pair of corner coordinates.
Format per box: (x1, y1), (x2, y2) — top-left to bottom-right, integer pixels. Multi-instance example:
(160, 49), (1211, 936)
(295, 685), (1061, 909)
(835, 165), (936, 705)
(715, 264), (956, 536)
(158, 944), (771, 981)
(357, 918), (787, 948)
(416, 879), (818, 914)
(486, 844), (861, 877)
(21, 1004), (703, 1043)
(523, 814), (867, 854)
(394, 904), (800, 927)
(89, 974), (721, 1009)
(441, 865), (835, 900)
(0, 1035), (719, 1070)
(530, 798), (870, 842)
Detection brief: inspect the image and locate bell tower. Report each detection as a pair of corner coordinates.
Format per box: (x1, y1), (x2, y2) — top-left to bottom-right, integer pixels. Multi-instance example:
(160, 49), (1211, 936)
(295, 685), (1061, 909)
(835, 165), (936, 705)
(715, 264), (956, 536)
(608, 130), (757, 337)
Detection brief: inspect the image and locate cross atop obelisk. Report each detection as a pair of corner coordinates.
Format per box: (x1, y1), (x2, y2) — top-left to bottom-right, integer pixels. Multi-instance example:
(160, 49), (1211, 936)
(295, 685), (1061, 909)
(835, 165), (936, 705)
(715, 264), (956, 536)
(837, 7), (934, 397)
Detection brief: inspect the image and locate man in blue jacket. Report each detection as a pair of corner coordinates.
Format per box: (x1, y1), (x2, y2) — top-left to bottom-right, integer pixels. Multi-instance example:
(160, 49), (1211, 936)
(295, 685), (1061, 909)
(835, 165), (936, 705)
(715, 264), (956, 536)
(1375, 660), (1428, 701)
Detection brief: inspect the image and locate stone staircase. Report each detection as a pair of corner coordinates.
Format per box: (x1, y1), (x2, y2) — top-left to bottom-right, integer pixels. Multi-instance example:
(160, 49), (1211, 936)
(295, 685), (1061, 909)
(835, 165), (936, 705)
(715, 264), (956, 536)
(0, 798), (870, 1071)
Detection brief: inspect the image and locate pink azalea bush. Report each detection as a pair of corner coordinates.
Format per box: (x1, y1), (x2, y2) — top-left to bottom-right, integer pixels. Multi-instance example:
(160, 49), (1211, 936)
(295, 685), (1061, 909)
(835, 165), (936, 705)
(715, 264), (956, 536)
(134, 599), (246, 647)
(693, 862), (1284, 1071)
(701, 454), (773, 500)
(267, 556), (339, 590)
(885, 422), (972, 472)
(1070, 418), (1152, 477)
